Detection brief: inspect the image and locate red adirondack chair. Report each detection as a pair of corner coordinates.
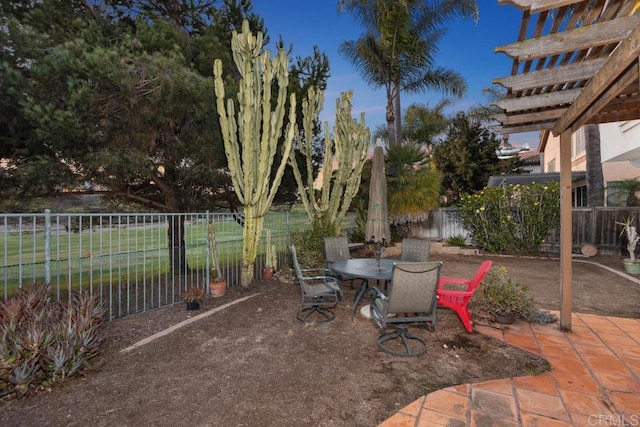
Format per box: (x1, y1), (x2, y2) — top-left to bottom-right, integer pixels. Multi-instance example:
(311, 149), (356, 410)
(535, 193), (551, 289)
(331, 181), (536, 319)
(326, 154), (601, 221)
(436, 260), (493, 333)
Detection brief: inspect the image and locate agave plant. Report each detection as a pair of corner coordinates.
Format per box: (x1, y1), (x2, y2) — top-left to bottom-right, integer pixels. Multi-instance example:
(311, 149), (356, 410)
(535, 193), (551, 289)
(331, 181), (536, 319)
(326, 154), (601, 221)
(617, 217), (640, 261)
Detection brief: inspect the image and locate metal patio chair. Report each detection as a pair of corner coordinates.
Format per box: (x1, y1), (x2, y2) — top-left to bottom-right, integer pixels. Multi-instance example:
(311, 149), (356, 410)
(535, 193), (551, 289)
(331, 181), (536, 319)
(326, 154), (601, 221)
(369, 261), (442, 357)
(289, 244), (343, 323)
(323, 236), (354, 288)
(400, 238), (431, 262)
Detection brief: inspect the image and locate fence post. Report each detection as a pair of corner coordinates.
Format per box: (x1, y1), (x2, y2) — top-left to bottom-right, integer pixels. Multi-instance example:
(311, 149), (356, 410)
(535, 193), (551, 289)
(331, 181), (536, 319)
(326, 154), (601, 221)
(44, 209), (51, 285)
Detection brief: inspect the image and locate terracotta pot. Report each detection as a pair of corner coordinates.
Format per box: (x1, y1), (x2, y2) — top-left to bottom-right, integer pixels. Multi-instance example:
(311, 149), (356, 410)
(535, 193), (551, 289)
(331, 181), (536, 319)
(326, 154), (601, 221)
(262, 267), (274, 280)
(494, 312), (516, 325)
(209, 278), (226, 297)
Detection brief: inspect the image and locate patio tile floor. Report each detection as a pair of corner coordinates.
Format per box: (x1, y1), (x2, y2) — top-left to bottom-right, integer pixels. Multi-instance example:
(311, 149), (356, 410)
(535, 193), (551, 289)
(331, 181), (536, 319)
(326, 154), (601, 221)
(379, 312), (640, 426)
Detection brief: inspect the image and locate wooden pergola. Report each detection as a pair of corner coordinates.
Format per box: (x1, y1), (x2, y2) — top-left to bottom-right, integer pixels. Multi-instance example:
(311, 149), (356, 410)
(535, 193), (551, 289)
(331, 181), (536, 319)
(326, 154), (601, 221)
(492, 0), (640, 330)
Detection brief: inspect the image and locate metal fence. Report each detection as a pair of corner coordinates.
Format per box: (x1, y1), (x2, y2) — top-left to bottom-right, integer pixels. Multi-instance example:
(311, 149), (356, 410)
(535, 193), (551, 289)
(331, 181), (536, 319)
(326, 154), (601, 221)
(0, 210), (312, 320)
(2, 206), (635, 320)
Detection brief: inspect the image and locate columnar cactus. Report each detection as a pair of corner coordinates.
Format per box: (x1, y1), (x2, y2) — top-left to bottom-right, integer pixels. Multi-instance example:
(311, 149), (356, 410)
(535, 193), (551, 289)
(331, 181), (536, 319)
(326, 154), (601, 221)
(289, 89), (369, 235)
(213, 20), (295, 287)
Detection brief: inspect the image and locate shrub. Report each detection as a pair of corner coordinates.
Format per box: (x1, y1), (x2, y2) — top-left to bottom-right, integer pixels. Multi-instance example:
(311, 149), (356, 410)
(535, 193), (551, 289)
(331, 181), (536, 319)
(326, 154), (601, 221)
(289, 218), (337, 269)
(0, 285), (105, 399)
(459, 183), (560, 255)
(446, 235), (467, 247)
(471, 266), (534, 320)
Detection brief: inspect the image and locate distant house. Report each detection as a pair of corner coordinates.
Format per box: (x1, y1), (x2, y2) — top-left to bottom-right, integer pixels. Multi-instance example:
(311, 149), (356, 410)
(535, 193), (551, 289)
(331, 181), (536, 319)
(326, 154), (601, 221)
(540, 121), (640, 206)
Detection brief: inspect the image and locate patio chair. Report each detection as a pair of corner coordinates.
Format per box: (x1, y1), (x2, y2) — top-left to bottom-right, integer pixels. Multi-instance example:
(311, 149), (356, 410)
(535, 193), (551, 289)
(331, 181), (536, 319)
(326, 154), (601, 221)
(289, 244), (343, 323)
(400, 238), (431, 262)
(369, 261), (442, 357)
(436, 260), (493, 333)
(323, 236), (354, 288)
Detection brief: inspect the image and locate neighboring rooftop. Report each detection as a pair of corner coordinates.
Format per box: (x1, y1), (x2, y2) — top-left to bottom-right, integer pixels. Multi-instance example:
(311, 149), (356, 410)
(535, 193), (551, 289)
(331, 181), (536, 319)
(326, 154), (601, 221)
(487, 171), (586, 187)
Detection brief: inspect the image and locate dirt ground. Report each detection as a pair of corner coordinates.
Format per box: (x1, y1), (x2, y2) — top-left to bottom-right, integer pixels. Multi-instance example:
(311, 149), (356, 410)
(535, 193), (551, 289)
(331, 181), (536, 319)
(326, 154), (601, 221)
(0, 253), (638, 426)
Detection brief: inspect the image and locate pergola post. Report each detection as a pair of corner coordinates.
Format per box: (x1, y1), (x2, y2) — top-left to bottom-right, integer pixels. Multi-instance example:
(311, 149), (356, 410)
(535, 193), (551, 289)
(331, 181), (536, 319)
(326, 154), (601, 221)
(559, 130), (572, 331)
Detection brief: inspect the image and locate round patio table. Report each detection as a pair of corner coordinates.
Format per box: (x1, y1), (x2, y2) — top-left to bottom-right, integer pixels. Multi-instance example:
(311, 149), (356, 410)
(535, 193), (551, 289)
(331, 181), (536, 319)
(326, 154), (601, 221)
(331, 258), (397, 319)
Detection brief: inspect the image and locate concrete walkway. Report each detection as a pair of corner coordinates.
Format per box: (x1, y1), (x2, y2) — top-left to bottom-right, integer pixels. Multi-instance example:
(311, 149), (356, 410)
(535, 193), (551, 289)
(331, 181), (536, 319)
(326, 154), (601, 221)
(379, 312), (640, 426)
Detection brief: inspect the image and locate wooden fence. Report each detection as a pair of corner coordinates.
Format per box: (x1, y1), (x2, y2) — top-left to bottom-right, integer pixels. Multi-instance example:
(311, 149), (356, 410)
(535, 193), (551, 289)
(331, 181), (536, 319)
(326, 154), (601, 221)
(416, 207), (640, 256)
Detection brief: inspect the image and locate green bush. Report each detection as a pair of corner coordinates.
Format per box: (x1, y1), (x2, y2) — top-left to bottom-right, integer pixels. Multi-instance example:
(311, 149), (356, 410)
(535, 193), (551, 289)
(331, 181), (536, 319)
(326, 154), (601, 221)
(446, 234), (467, 247)
(289, 218), (338, 269)
(459, 183), (560, 255)
(0, 285), (106, 399)
(471, 266), (534, 320)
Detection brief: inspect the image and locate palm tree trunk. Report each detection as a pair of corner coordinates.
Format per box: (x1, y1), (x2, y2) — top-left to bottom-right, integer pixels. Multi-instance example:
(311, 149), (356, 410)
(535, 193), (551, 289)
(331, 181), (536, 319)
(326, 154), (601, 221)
(585, 124), (604, 206)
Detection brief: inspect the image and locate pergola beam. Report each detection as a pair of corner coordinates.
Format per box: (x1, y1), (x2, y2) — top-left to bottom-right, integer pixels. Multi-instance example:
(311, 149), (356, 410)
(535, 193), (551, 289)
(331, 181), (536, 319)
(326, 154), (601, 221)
(493, 88), (581, 111)
(498, 0), (581, 13)
(496, 15), (640, 62)
(494, 58), (606, 92)
(553, 25), (640, 135)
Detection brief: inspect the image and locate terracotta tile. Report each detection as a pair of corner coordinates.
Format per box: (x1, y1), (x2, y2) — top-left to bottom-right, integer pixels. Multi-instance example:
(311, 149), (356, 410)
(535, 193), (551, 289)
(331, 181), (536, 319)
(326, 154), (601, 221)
(607, 317), (640, 331)
(535, 333), (570, 347)
(572, 343), (616, 358)
(505, 334), (541, 354)
(547, 356), (590, 376)
(423, 390), (469, 418)
(582, 355), (631, 376)
(441, 383), (470, 397)
(559, 389), (617, 416)
(592, 370), (640, 393)
(395, 397), (424, 418)
(469, 388), (517, 420)
(378, 412), (416, 427)
(608, 390), (640, 415)
(477, 325), (505, 341)
(540, 344), (580, 361)
(531, 324), (567, 337)
(415, 409), (465, 427)
(620, 355), (640, 370)
(627, 333), (640, 345)
(516, 388), (570, 420)
(513, 373), (559, 395)
(566, 331), (606, 347)
(520, 410), (574, 426)
(552, 370), (601, 395)
(473, 379), (514, 396)
(599, 333), (639, 348)
(469, 410), (519, 427)
(503, 320), (534, 333)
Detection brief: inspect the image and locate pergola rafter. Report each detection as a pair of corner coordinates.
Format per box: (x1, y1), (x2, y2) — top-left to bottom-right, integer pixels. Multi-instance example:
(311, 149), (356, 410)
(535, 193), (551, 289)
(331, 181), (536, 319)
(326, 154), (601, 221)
(493, 0), (640, 330)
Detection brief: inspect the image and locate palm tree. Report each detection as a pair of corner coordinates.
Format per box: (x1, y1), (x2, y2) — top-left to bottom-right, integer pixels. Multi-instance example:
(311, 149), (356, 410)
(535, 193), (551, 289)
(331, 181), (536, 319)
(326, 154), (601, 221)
(338, 0), (478, 145)
(584, 124), (604, 206)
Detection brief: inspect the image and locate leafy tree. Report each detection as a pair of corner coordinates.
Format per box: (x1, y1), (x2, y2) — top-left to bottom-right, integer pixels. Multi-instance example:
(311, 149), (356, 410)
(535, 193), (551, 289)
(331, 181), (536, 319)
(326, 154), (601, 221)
(402, 100), (452, 151)
(338, 0), (477, 145)
(433, 112), (519, 203)
(385, 142), (441, 235)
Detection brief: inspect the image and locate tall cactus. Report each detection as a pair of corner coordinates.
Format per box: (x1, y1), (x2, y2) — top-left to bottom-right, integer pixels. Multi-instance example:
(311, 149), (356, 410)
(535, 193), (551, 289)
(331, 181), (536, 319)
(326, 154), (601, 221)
(213, 20), (295, 287)
(289, 89), (370, 235)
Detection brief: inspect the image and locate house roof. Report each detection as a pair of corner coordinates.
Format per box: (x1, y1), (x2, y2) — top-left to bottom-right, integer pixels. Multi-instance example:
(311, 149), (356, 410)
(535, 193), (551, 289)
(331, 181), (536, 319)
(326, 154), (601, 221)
(492, 1), (640, 137)
(487, 171), (586, 187)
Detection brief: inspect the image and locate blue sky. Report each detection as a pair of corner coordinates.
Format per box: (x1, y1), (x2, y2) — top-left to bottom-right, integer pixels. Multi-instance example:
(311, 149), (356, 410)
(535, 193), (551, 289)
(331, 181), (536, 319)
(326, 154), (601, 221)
(251, 0), (537, 147)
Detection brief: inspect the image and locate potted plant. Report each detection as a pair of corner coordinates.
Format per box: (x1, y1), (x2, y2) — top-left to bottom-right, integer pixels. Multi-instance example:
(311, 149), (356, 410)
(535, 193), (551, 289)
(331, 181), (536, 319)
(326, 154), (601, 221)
(182, 287), (205, 310)
(617, 217), (640, 274)
(470, 267), (534, 324)
(263, 228), (276, 280)
(208, 221), (226, 297)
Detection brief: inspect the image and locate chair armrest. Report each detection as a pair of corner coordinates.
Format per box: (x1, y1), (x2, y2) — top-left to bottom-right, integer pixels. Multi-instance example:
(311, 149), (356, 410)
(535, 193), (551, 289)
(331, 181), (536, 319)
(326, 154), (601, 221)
(436, 288), (474, 298)
(439, 276), (471, 285)
(370, 286), (387, 300)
